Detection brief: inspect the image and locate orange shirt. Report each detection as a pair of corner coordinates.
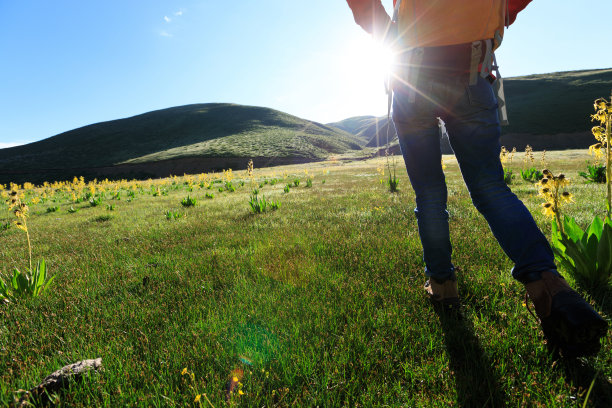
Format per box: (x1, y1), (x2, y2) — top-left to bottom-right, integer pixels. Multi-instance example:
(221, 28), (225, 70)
(346, 0), (532, 36)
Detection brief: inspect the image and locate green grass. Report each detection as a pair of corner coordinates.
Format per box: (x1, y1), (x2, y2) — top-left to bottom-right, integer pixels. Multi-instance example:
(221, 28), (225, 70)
(0, 150), (610, 407)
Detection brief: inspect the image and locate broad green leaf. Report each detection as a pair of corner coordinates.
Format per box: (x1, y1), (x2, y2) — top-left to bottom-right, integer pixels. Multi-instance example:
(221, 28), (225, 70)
(11, 270), (20, 291)
(16, 273), (29, 293)
(36, 259), (47, 287)
(562, 239), (594, 280)
(563, 216), (585, 242)
(42, 275), (56, 294)
(552, 248), (577, 274)
(597, 223), (612, 279)
(587, 216), (604, 240)
(585, 232), (600, 265)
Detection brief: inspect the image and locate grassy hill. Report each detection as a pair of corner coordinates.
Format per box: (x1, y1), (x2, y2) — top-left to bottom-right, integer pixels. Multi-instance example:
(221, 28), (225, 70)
(330, 68), (612, 153)
(1, 69), (610, 185)
(0, 104), (362, 184)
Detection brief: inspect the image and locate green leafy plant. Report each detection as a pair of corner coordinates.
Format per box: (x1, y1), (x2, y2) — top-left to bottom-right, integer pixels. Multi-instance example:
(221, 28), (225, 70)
(249, 193), (267, 213)
(67, 206), (78, 214)
(248, 192), (280, 214)
(546, 97), (612, 289)
(181, 196), (197, 207)
(225, 182), (236, 192)
(89, 196), (103, 207)
(1, 222), (9, 231)
(205, 192), (214, 199)
(106, 204), (115, 211)
(2, 191), (55, 302)
(306, 178), (313, 188)
(387, 171), (399, 193)
(0, 259), (56, 302)
(579, 163), (606, 183)
(551, 216), (612, 288)
(165, 210), (183, 220)
(521, 167), (544, 182)
(46, 206), (59, 213)
(284, 184), (291, 193)
(293, 179), (300, 187)
(93, 215), (112, 222)
(503, 168), (514, 185)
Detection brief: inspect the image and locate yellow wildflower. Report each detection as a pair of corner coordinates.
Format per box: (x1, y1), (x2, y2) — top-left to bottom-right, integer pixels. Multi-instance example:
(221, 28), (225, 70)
(592, 126), (606, 141)
(589, 143), (604, 160)
(555, 174), (569, 187)
(591, 111), (607, 124)
(561, 191), (573, 203)
(594, 98), (607, 111)
(500, 146), (509, 164)
(181, 367), (188, 376)
(194, 394), (201, 403)
(542, 202), (555, 218)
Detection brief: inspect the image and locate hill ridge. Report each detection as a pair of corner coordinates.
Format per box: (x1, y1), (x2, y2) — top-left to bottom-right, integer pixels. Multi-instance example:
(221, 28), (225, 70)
(1, 68), (611, 184)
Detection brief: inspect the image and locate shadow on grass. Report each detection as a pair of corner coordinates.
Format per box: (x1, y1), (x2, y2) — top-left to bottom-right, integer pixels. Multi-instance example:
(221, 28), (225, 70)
(433, 305), (505, 408)
(558, 282), (611, 407)
(559, 359), (612, 408)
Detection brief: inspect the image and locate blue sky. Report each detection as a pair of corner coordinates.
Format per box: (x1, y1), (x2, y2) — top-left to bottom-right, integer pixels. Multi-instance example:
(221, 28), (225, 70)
(1, 0), (611, 148)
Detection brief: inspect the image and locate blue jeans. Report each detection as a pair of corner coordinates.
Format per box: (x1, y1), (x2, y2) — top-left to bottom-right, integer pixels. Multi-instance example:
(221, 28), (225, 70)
(392, 70), (556, 284)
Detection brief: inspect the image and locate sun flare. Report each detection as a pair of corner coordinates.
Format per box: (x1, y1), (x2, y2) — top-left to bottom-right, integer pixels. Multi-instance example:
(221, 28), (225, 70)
(330, 34), (398, 121)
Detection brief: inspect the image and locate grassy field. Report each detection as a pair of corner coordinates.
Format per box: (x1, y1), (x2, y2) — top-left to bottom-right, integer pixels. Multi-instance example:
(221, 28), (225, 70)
(0, 150), (610, 407)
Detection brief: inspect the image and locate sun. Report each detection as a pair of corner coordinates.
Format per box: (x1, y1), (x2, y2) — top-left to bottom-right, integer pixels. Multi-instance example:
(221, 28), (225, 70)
(329, 34), (398, 121)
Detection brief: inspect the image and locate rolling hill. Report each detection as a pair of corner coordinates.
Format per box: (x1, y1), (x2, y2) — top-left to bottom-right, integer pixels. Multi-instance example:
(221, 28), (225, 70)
(1, 69), (611, 185)
(0, 104), (363, 184)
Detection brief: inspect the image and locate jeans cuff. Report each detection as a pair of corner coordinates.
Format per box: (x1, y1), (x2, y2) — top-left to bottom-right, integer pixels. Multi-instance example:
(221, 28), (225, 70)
(512, 268), (560, 284)
(426, 266), (456, 283)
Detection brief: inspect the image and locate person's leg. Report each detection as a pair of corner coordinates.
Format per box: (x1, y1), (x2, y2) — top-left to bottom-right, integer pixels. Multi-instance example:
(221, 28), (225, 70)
(392, 75), (455, 283)
(444, 75), (607, 355)
(444, 76), (555, 283)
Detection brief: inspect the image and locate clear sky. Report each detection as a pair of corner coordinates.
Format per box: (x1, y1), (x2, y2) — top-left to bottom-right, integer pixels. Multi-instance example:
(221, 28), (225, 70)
(1, 0), (611, 148)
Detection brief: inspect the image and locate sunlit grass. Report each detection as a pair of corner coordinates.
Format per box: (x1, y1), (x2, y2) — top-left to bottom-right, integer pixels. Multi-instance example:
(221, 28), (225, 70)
(0, 150), (610, 407)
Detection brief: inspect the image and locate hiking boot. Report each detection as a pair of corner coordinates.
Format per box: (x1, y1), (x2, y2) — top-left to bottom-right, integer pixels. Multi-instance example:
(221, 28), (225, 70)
(525, 271), (608, 357)
(424, 277), (459, 306)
